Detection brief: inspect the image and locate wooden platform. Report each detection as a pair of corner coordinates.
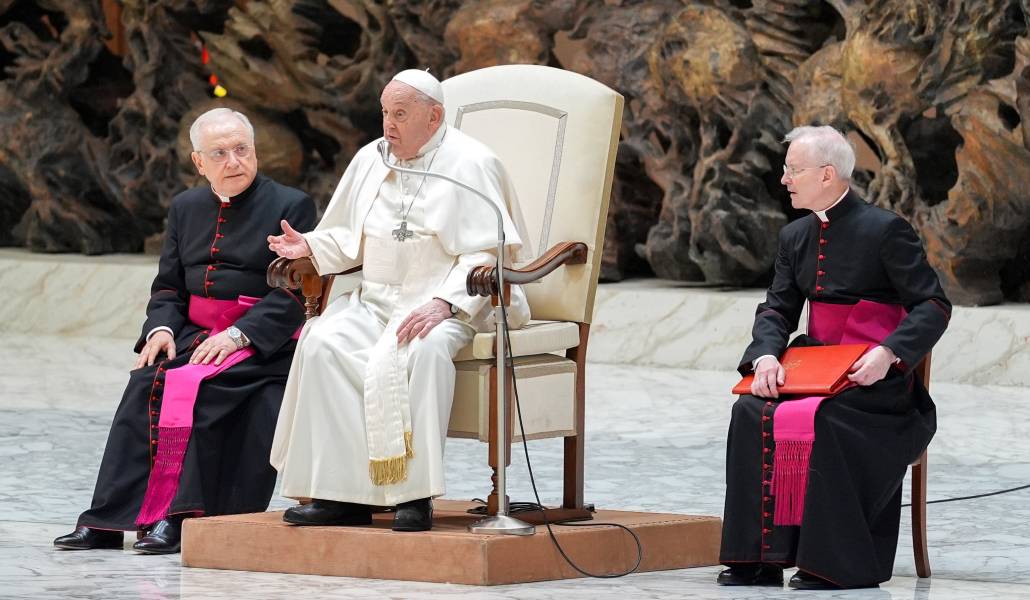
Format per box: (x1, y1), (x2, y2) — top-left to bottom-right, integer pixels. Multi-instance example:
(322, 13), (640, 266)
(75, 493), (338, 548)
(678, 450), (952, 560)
(181, 500), (722, 585)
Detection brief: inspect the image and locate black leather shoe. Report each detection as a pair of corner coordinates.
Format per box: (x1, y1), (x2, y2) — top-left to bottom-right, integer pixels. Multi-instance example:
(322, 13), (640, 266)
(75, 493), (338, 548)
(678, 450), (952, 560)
(132, 517), (183, 554)
(392, 497), (432, 532)
(282, 500), (372, 526)
(53, 526), (124, 550)
(788, 570), (840, 590)
(716, 563), (784, 586)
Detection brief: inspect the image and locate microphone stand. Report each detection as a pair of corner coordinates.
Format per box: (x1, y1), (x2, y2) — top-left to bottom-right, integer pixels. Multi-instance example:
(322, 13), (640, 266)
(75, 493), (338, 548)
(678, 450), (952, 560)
(376, 140), (535, 536)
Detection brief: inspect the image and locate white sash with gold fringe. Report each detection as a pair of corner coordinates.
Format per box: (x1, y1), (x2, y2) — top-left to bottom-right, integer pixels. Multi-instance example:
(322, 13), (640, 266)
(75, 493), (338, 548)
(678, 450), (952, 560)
(361, 234), (453, 485)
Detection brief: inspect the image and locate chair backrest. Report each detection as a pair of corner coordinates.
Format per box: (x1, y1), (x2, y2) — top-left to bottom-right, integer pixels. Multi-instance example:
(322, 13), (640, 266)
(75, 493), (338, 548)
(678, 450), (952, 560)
(442, 65), (623, 324)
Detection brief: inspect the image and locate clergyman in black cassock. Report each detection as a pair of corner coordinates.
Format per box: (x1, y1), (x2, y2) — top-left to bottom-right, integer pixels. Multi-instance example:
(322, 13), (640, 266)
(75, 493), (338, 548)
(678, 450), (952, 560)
(718, 126), (951, 589)
(54, 108), (315, 554)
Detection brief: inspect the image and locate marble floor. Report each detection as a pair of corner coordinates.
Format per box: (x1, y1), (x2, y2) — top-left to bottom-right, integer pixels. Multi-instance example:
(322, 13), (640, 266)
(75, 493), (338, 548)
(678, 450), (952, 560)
(2, 333), (1029, 599)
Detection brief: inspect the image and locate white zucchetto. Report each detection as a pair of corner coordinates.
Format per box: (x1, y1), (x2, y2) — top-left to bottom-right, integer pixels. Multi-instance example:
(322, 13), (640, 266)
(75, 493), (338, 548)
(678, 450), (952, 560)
(391, 69), (444, 105)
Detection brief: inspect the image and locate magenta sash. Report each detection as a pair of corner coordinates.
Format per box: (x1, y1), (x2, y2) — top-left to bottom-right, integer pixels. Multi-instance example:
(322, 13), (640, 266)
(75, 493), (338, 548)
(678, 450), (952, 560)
(770, 300), (906, 526)
(135, 295), (297, 526)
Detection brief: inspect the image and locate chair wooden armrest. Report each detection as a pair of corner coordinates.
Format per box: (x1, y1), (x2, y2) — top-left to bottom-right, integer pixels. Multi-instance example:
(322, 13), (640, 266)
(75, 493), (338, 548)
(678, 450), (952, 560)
(465, 241), (588, 297)
(267, 256), (360, 319)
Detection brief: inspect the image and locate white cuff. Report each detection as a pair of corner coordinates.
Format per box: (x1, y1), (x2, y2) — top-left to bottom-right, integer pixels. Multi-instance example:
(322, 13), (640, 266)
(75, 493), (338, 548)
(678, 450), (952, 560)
(879, 344), (902, 365)
(752, 354), (777, 370)
(436, 297), (470, 323)
(303, 229), (358, 275)
(146, 326), (174, 342)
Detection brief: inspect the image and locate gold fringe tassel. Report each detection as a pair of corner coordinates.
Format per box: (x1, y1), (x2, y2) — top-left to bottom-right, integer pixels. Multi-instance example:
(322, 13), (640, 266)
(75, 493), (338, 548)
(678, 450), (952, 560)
(369, 455), (407, 486)
(368, 432), (415, 486)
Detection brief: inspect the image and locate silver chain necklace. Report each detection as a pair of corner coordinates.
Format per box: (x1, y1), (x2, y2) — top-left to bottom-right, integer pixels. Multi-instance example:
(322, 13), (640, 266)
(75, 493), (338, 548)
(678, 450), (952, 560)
(392, 132), (445, 242)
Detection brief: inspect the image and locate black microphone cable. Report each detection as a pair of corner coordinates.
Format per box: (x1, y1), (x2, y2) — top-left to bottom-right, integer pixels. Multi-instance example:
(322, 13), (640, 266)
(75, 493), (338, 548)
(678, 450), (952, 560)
(494, 283), (643, 579)
(902, 483), (1030, 507)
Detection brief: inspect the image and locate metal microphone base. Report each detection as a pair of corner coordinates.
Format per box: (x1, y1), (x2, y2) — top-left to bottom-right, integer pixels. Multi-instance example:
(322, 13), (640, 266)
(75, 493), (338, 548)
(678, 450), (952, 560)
(467, 515), (536, 536)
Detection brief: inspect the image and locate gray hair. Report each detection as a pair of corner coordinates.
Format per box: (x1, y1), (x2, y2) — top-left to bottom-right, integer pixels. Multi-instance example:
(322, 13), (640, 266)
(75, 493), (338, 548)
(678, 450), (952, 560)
(412, 88), (442, 108)
(189, 108), (255, 151)
(783, 125), (856, 181)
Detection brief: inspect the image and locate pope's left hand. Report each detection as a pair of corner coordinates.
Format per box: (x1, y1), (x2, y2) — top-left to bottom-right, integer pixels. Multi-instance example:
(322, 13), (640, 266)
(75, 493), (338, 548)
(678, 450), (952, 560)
(847, 345), (896, 386)
(189, 331), (239, 366)
(397, 298), (451, 345)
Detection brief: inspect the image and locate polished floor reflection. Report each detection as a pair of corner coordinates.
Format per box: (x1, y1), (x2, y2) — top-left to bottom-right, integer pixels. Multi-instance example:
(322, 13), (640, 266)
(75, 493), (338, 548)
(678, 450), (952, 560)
(2, 333), (1029, 599)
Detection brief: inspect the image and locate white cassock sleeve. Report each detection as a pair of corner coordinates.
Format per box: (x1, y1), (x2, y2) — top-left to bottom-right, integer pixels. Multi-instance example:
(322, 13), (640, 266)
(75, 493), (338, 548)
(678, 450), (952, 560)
(305, 226), (361, 276)
(428, 149), (529, 326)
(434, 250), (495, 318)
(302, 152), (380, 275)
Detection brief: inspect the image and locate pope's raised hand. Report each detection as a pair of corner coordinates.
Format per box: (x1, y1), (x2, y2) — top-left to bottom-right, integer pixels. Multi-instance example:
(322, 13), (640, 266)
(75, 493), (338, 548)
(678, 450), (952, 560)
(267, 219), (312, 259)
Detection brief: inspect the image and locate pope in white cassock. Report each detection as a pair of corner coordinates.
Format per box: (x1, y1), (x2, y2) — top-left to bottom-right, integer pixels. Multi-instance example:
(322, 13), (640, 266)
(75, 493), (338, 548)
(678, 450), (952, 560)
(266, 69), (530, 532)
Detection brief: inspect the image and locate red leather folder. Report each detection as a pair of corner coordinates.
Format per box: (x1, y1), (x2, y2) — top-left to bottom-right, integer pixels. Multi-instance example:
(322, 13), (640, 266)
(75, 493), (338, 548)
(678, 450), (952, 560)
(732, 344), (870, 396)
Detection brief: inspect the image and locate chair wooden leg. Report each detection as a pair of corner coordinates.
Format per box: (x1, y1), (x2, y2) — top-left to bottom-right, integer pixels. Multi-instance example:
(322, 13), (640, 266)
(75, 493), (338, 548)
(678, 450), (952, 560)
(562, 324), (589, 510)
(562, 435), (584, 509)
(912, 450), (931, 578)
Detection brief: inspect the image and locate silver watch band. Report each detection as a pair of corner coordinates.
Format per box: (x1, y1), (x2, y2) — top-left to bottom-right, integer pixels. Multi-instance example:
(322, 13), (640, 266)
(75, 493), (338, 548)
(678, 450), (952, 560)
(227, 326), (247, 350)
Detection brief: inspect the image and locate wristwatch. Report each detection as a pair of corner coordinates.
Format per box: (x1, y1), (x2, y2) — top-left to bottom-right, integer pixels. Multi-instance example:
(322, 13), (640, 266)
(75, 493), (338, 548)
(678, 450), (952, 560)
(226, 325), (248, 350)
(449, 303), (460, 317)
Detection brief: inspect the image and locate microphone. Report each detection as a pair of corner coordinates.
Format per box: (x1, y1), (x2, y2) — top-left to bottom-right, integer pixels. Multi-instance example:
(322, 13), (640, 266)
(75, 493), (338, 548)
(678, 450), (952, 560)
(375, 135), (533, 536)
(375, 139), (505, 248)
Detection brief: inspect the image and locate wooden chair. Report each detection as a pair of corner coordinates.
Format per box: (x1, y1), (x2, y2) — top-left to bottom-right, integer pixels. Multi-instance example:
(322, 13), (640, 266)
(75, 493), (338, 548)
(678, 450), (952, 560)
(911, 354), (931, 578)
(268, 65), (624, 521)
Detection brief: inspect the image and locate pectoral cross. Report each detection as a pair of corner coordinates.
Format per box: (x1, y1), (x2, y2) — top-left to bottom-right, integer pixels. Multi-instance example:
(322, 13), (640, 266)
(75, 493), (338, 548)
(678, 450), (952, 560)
(392, 220), (414, 242)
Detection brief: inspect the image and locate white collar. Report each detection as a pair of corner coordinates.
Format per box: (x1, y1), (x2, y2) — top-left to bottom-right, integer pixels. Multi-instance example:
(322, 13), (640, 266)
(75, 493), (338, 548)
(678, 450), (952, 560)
(814, 188), (849, 222)
(212, 188), (231, 204)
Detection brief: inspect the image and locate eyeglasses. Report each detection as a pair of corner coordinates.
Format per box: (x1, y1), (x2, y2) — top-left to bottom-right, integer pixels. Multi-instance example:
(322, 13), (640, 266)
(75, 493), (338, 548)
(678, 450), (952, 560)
(200, 144), (252, 163)
(782, 164), (828, 179)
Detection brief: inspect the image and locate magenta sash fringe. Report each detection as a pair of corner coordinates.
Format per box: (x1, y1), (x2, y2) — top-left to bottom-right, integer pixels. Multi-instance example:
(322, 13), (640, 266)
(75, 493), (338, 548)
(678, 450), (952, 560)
(770, 300), (905, 526)
(136, 427), (192, 526)
(770, 394), (821, 526)
(136, 295), (262, 526)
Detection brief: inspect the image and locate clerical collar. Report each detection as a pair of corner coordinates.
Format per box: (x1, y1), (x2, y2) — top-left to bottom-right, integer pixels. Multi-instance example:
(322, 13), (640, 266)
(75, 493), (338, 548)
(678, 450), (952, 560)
(394, 124), (447, 164)
(211, 174), (262, 206)
(814, 188), (850, 222)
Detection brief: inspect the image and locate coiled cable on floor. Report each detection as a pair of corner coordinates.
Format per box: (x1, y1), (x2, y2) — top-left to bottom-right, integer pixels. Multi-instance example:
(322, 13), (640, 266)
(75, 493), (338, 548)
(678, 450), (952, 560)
(489, 298), (643, 578)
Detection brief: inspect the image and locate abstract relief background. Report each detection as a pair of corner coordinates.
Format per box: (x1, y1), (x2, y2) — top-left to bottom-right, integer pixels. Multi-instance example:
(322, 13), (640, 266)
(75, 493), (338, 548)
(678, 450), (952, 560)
(0, 0), (1027, 305)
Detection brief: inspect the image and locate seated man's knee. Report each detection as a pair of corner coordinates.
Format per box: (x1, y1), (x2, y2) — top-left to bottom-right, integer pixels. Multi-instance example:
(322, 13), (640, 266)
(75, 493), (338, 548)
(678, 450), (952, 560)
(407, 327), (459, 368)
(731, 395), (762, 422)
(300, 325), (339, 361)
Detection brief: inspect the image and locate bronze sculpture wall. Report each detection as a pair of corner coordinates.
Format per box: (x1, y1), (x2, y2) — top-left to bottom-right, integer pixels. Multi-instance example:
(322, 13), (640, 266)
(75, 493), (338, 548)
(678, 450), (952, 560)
(0, 0), (1027, 305)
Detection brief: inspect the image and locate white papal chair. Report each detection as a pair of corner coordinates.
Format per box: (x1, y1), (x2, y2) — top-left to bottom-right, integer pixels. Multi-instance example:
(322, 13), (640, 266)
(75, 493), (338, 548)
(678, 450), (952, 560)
(269, 65), (623, 520)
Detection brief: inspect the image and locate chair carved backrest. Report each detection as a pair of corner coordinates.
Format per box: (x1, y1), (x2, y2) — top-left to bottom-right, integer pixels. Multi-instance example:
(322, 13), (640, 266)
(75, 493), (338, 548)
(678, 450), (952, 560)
(441, 65), (623, 323)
